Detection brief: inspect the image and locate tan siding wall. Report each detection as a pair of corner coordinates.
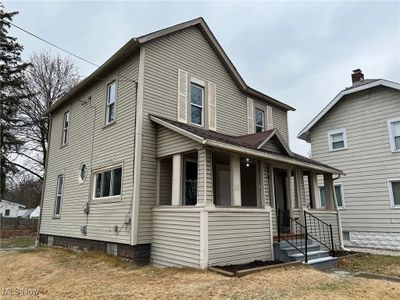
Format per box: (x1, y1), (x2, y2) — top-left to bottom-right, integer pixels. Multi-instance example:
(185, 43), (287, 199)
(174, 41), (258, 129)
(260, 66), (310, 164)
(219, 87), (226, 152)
(151, 209), (200, 268)
(310, 87), (400, 233)
(272, 107), (289, 142)
(138, 26), (289, 243)
(305, 211), (341, 250)
(208, 211), (272, 266)
(157, 126), (199, 158)
(40, 54), (139, 244)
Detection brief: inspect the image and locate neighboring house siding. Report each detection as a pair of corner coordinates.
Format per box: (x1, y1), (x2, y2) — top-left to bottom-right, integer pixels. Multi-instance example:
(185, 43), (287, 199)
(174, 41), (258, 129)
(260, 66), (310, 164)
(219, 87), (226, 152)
(151, 209), (201, 268)
(208, 211), (272, 266)
(40, 54), (139, 244)
(310, 86), (400, 234)
(138, 26), (288, 244)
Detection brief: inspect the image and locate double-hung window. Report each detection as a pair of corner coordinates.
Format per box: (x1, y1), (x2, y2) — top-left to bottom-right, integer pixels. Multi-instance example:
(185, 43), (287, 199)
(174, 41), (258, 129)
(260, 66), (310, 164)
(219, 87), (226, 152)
(319, 183), (345, 208)
(190, 82), (204, 126)
(54, 174), (64, 217)
(388, 117), (400, 152)
(255, 109), (265, 133)
(328, 128), (347, 151)
(106, 81), (117, 124)
(62, 111), (69, 145)
(94, 166), (122, 199)
(388, 179), (400, 208)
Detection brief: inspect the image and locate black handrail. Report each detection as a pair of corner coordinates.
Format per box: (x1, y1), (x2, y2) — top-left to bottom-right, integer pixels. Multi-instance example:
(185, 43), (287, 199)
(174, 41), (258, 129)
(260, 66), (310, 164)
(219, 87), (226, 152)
(304, 211), (335, 257)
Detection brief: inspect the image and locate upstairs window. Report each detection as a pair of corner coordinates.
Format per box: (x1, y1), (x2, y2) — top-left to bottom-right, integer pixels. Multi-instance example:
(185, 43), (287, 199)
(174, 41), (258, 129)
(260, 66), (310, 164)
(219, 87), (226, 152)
(328, 128), (347, 151)
(255, 109), (265, 133)
(388, 117), (400, 152)
(62, 111), (69, 145)
(190, 82), (204, 126)
(106, 81), (117, 124)
(94, 166), (122, 199)
(388, 179), (400, 208)
(54, 174), (64, 217)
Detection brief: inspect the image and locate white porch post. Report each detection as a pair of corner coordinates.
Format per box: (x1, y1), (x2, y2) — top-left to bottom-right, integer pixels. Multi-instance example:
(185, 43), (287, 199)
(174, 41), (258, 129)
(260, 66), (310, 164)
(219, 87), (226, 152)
(230, 154), (241, 206)
(171, 154), (182, 206)
(323, 174), (335, 210)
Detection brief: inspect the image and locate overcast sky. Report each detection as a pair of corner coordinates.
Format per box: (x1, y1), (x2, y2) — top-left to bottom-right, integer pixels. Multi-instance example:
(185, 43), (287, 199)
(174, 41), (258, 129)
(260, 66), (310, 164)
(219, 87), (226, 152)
(5, 1), (400, 155)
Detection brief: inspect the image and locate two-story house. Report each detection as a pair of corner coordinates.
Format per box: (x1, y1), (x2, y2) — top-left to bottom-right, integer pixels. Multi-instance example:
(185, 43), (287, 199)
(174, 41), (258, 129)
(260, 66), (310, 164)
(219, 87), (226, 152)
(39, 18), (343, 269)
(298, 70), (400, 251)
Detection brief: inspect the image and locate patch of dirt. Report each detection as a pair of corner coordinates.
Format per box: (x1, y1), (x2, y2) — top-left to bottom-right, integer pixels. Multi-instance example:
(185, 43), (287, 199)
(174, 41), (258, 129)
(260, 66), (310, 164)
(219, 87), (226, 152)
(214, 260), (282, 273)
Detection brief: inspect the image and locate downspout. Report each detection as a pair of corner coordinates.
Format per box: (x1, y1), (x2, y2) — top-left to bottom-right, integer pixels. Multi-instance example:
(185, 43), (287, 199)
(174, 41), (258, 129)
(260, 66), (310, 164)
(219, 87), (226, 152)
(332, 174), (346, 250)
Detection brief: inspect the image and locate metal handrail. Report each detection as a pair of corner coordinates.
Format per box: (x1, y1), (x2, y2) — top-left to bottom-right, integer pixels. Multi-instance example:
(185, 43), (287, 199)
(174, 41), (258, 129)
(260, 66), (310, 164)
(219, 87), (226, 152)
(304, 211), (335, 257)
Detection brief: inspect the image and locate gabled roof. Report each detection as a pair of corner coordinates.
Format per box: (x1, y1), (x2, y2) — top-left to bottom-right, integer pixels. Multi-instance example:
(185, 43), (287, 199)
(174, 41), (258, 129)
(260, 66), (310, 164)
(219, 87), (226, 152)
(150, 115), (343, 174)
(44, 17), (294, 116)
(0, 200), (26, 208)
(298, 79), (400, 141)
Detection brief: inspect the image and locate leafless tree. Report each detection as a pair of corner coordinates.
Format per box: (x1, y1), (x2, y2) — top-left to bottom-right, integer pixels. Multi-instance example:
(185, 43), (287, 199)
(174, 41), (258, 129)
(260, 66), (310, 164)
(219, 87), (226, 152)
(9, 51), (80, 181)
(4, 174), (42, 208)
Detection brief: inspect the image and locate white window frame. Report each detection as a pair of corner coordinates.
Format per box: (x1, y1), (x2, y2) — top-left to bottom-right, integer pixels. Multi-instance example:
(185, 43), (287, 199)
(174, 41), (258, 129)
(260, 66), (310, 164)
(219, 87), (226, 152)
(317, 183), (345, 209)
(387, 117), (400, 153)
(388, 178), (400, 208)
(62, 111), (69, 146)
(189, 80), (205, 127)
(5, 209), (10, 216)
(105, 80), (117, 125)
(255, 108), (265, 133)
(54, 174), (64, 217)
(92, 165), (123, 200)
(327, 128), (347, 152)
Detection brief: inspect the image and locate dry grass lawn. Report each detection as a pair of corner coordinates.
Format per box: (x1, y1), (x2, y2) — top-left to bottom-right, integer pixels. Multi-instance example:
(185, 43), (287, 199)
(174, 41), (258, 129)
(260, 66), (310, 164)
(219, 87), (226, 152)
(0, 248), (399, 299)
(338, 254), (400, 277)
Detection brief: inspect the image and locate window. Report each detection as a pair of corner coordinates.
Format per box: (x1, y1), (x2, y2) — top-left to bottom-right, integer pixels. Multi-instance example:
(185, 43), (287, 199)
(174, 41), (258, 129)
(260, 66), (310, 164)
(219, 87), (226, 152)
(106, 81), (117, 124)
(328, 129), (347, 151)
(388, 179), (400, 208)
(62, 111), (69, 145)
(184, 159), (198, 205)
(388, 117), (400, 152)
(255, 109), (265, 133)
(94, 166), (122, 199)
(54, 175), (64, 217)
(190, 82), (204, 126)
(78, 163), (88, 184)
(5, 209), (10, 216)
(319, 183), (345, 208)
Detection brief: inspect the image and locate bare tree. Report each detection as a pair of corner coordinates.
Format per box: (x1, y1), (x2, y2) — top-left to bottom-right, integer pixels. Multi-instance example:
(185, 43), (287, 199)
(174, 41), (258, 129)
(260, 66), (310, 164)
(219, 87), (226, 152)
(4, 174), (42, 208)
(10, 51), (80, 180)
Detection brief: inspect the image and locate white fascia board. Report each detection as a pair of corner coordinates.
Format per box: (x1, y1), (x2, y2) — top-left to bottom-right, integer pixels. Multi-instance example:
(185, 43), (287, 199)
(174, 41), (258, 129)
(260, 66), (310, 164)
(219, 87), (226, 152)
(298, 79), (400, 141)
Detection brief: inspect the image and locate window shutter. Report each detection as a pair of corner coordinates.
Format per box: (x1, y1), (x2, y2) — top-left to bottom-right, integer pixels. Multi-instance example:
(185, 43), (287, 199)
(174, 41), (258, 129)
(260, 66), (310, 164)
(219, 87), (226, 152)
(267, 106), (273, 129)
(247, 98), (254, 134)
(177, 69), (188, 123)
(208, 82), (217, 131)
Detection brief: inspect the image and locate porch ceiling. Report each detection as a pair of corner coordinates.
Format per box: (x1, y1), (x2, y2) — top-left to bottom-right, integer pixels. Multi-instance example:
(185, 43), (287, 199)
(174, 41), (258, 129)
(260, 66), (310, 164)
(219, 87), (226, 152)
(150, 115), (344, 175)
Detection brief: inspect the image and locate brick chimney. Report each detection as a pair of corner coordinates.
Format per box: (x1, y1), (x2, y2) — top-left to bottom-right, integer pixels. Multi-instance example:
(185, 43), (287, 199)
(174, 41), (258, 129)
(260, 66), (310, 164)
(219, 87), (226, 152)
(351, 69), (364, 85)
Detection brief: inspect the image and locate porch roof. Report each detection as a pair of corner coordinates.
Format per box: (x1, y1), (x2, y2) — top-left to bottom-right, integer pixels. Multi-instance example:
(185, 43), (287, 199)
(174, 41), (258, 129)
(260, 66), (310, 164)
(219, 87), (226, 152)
(150, 115), (344, 175)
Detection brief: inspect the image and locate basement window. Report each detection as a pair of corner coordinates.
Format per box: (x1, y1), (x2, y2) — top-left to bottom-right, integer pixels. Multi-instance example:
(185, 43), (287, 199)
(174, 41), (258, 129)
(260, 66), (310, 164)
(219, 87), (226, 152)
(93, 166), (122, 199)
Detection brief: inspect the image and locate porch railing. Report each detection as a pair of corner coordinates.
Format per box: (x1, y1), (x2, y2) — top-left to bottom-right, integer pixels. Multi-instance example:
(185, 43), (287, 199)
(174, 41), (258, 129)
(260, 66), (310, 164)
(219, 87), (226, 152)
(277, 209), (335, 263)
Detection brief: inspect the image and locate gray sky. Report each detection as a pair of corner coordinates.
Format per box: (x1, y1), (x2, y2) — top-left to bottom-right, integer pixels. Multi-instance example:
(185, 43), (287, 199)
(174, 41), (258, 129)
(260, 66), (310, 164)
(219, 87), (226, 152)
(5, 1), (400, 155)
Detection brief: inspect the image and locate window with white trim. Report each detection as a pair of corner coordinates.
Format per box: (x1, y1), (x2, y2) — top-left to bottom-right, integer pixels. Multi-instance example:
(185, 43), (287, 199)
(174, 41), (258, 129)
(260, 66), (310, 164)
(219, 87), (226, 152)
(255, 109), (265, 133)
(5, 209), (10, 216)
(190, 82), (204, 126)
(388, 117), (400, 152)
(328, 128), (347, 151)
(62, 111), (69, 145)
(54, 174), (64, 217)
(388, 179), (400, 208)
(106, 81), (117, 124)
(94, 166), (122, 199)
(319, 183), (345, 208)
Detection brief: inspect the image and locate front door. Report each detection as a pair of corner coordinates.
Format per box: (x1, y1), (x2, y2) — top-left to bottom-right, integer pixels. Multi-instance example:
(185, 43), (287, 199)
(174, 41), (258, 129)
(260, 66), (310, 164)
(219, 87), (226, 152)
(274, 168), (290, 232)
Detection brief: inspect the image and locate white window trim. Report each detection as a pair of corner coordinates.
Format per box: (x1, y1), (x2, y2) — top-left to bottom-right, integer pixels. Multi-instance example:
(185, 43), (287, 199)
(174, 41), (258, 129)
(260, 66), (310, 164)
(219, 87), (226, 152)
(92, 164), (123, 201)
(317, 183), (345, 209)
(189, 81), (205, 127)
(387, 117), (400, 153)
(255, 108), (265, 133)
(105, 80), (117, 125)
(54, 174), (64, 217)
(62, 111), (69, 146)
(327, 128), (348, 152)
(388, 178), (400, 208)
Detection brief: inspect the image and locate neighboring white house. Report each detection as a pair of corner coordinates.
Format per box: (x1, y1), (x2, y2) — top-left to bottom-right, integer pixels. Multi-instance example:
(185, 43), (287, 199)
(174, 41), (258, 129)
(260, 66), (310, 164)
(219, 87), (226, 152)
(298, 70), (400, 251)
(29, 206), (41, 219)
(0, 200), (26, 218)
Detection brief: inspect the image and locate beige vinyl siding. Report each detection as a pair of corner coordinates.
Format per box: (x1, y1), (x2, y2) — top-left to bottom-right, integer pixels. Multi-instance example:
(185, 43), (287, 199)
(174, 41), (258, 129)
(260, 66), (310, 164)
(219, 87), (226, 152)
(151, 209), (200, 268)
(305, 211), (341, 250)
(157, 126), (199, 158)
(272, 107), (289, 142)
(138, 26), (288, 243)
(208, 211), (272, 266)
(310, 86), (400, 233)
(261, 139), (284, 154)
(40, 54), (139, 244)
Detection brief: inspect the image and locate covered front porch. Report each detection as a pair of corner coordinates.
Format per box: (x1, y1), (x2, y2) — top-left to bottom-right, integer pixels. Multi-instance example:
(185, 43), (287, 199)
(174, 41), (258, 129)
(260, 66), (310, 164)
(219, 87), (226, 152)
(150, 115), (343, 268)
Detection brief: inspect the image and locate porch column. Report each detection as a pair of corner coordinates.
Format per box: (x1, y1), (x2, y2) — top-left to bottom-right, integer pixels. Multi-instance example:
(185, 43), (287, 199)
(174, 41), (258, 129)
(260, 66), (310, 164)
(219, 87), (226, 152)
(171, 154), (182, 205)
(309, 172), (319, 209)
(323, 174), (335, 210)
(230, 154), (241, 206)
